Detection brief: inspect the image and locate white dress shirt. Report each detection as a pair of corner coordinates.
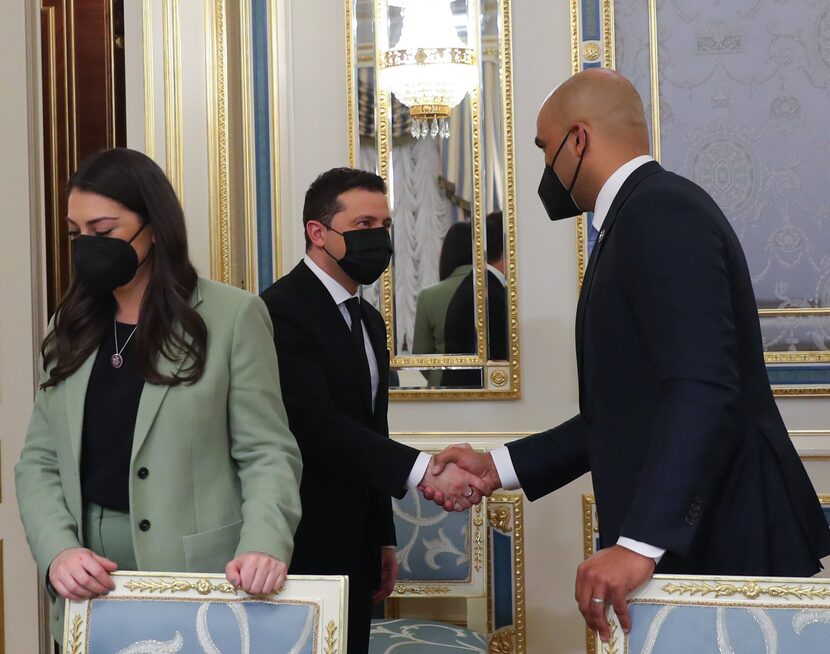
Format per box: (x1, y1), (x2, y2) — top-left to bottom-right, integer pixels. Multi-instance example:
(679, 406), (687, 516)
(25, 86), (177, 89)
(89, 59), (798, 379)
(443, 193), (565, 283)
(303, 256), (431, 491)
(490, 155), (665, 563)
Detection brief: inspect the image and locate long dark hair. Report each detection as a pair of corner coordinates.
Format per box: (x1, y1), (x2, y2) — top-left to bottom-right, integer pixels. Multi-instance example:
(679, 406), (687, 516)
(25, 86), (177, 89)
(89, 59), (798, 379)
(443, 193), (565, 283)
(438, 221), (473, 281)
(41, 148), (207, 389)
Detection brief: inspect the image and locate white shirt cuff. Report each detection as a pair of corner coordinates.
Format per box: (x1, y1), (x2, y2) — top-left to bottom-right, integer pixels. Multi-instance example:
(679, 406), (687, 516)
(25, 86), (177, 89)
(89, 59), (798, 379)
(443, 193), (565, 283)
(406, 452), (432, 490)
(617, 537), (665, 564)
(490, 446), (521, 490)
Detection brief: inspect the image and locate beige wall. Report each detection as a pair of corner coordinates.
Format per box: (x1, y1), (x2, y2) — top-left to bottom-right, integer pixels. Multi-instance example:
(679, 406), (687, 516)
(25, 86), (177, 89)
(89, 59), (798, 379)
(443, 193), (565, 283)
(0, 1), (827, 652)
(0, 3), (46, 652)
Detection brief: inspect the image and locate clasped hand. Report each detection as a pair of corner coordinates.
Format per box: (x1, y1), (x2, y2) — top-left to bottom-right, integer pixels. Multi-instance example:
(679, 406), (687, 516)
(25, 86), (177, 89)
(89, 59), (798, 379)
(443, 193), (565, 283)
(418, 444), (503, 511)
(49, 548), (288, 600)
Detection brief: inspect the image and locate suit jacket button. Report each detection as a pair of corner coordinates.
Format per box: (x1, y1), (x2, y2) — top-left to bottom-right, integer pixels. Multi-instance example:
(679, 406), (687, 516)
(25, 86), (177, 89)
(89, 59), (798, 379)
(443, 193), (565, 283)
(139, 519), (151, 532)
(137, 467), (149, 479)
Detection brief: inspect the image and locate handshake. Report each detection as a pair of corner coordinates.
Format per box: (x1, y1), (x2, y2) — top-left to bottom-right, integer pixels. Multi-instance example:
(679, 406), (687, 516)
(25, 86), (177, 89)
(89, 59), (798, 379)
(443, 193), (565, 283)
(417, 444), (502, 512)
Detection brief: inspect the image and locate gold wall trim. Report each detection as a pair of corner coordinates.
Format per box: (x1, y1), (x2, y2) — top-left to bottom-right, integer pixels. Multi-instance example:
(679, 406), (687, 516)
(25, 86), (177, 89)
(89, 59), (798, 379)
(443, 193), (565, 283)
(468, 0), (487, 364)
(373, 0), (396, 356)
(161, 0), (184, 200)
(267, 0), (282, 279)
(500, 0), (521, 398)
(68, 0), (78, 170)
(486, 493), (525, 654)
(42, 6), (61, 305)
(344, 0), (357, 168)
(766, 351), (830, 363)
(759, 307), (830, 317)
(141, 0), (155, 158)
(602, 0), (615, 68)
(239, 0), (257, 291)
(206, 0), (232, 284)
(647, 0), (661, 162)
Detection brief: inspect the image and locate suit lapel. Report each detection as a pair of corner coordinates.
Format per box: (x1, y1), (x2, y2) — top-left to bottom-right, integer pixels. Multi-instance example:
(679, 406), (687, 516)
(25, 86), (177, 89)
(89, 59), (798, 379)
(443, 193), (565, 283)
(66, 348), (99, 468)
(575, 162), (663, 398)
(362, 304), (389, 416)
(293, 262), (375, 413)
(131, 282), (203, 458)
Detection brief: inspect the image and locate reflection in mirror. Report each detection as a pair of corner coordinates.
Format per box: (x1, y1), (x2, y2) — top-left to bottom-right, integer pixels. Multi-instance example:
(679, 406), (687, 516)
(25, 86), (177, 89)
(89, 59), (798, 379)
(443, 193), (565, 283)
(350, 0), (518, 396)
(442, 211), (507, 387)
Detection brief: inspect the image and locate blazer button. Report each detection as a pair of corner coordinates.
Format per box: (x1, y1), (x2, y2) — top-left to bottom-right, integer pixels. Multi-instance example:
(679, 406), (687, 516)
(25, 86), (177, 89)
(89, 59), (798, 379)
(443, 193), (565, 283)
(137, 467), (149, 479)
(139, 519), (151, 532)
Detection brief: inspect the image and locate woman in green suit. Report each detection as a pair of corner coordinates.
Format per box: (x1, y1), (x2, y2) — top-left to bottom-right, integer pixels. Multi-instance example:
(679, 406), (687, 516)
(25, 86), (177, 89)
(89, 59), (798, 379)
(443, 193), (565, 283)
(15, 148), (302, 641)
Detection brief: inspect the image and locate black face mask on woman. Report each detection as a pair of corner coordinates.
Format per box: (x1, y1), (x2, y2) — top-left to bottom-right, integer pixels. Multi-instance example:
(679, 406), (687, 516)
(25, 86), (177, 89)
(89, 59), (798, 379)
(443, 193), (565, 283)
(324, 225), (393, 285)
(538, 129), (588, 221)
(72, 222), (149, 297)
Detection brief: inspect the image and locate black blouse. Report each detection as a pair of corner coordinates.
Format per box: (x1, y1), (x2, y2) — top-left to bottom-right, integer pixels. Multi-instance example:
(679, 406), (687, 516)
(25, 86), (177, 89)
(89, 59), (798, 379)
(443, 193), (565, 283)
(80, 321), (145, 511)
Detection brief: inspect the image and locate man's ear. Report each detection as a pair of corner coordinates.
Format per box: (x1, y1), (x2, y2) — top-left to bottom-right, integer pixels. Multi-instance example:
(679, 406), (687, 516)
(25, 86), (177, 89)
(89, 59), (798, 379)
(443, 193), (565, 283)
(306, 220), (326, 248)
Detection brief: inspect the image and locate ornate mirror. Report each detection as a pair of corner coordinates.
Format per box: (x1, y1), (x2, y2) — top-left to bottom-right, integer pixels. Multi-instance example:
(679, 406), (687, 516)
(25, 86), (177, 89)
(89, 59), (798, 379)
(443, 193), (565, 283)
(347, 0), (520, 399)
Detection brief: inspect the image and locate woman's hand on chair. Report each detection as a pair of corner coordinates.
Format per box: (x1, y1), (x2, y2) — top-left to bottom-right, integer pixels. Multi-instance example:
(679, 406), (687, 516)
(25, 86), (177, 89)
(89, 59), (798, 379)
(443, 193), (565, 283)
(49, 547), (117, 601)
(226, 552), (288, 595)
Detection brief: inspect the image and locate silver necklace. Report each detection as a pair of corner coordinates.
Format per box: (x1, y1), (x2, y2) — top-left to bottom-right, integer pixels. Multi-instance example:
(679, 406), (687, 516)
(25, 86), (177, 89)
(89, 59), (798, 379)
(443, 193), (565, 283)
(111, 321), (138, 369)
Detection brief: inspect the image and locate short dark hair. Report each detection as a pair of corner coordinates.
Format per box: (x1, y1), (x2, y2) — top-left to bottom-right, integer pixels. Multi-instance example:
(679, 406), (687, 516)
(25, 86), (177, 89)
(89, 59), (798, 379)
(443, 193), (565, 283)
(486, 210), (504, 263)
(302, 167), (387, 250)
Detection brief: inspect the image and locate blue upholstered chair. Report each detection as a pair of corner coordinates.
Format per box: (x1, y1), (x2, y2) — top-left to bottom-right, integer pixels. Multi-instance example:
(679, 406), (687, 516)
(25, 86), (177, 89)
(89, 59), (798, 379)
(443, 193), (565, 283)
(63, 573), (347, 653)
(370, 491), (524, 653)
(583, 494), (830, 654)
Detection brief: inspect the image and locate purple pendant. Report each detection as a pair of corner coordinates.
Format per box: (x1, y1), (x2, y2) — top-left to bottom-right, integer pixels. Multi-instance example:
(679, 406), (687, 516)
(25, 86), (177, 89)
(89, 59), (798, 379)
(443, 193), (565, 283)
(111, 353), (124, 369)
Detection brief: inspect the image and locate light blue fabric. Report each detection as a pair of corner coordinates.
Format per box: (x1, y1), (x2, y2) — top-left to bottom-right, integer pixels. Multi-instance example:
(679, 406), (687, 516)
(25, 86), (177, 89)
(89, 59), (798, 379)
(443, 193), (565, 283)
(369, 619), (487, 653)
(85, 599), (316, 653)
(627, 604), (830, 653)
(393, 491), (470, 582)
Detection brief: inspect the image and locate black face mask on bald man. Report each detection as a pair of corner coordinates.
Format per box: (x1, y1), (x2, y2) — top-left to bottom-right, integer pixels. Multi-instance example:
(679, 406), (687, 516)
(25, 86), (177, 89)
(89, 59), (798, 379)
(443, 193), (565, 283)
(538, 130), (588, 221)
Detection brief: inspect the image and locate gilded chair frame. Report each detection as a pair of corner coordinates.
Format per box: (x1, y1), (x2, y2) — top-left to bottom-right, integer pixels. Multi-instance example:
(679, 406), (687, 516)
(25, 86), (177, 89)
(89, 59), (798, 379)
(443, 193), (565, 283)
(345, 0), (521, 400)
(384, 491), (526, 653)
(63, 572), (347, 653)
(570, 0), (830, 397)
(582, 489), (830, 654)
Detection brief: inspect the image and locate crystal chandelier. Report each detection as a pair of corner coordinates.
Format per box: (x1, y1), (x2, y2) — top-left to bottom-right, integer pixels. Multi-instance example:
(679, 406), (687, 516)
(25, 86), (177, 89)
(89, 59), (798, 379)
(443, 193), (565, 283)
(379, 0), (478, 139)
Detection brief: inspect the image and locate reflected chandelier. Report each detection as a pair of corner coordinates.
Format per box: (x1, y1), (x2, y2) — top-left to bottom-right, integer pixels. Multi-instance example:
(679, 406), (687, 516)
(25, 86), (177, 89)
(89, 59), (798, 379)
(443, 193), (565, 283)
(379, 0), (478, 139)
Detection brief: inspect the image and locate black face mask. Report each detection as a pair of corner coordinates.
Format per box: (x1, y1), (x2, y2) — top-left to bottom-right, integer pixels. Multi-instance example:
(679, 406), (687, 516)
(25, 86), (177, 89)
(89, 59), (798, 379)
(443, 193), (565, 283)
(538, 130), (587, 221)
(324, 226), (393, 285)
(72, 222), (149, 297)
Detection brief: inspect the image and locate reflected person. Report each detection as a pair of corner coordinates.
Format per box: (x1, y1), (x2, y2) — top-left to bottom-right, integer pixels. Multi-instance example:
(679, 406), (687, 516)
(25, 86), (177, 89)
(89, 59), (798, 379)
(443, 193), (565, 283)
(412, 220), (473, 385)
(15, 148), (302, 645)
(260, 168), (487, 653)
(426, 69), (830, 642)
(441, 211), (508, 387)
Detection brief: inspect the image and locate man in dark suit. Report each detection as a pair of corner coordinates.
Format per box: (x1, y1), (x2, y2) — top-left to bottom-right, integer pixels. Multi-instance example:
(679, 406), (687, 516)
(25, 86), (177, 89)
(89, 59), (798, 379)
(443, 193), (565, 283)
(426, 69), (830, 642)
(442, 211), (508, 387)
(260, 168), (486, 653)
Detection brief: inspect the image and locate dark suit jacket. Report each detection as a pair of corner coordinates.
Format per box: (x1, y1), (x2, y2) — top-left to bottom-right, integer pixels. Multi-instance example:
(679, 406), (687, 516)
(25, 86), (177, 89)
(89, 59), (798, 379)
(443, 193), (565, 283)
(260, 261), (419, 584)
(509, 162), (830, 576)
(441, 269), (508, 386)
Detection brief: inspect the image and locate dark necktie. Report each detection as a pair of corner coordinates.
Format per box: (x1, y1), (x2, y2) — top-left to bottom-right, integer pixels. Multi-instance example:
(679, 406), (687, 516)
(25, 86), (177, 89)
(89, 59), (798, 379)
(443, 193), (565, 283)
(344, 297), (372, 402)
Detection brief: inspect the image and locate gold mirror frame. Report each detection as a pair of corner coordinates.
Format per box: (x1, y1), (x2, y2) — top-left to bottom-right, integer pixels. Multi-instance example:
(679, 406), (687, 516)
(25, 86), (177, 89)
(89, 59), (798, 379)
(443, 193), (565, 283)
(345, 0), (521, 400)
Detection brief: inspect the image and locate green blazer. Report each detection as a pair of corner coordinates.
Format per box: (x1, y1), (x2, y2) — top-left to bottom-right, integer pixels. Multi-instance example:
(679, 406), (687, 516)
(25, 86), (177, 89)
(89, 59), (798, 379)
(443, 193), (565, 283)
(15, 278), (302, 639)
(412, 264), (473, 385)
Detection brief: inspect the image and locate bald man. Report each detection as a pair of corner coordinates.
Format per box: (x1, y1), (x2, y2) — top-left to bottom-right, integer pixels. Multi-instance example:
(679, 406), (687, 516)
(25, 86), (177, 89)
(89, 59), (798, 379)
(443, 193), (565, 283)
(426, 69), (830, 641)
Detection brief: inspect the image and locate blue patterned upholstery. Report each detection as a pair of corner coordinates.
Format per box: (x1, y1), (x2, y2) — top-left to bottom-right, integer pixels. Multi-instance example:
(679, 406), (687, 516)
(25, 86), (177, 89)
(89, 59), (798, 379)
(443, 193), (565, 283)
(369, 619), (488, 653)
(370, 491), (524, 652)
(393, 486), (472, 583)
(626, 603), (830, 653)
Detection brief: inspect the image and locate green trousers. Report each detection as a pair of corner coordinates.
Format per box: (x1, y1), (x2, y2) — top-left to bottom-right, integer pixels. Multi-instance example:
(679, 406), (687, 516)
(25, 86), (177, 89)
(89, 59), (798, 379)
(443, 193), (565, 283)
(83, 503), (137, 571)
